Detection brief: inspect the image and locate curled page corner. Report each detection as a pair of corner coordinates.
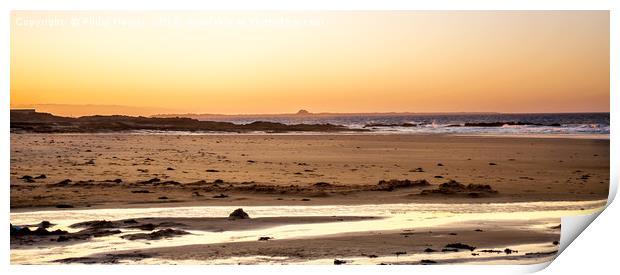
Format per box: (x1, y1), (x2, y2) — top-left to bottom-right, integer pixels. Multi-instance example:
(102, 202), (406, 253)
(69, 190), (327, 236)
(557, 177), (617, 256)
(559, 211), (602, 254)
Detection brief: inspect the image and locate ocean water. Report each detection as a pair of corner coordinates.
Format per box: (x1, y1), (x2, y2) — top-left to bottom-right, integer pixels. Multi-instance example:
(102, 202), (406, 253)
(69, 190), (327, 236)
(195, 113), (610, 137)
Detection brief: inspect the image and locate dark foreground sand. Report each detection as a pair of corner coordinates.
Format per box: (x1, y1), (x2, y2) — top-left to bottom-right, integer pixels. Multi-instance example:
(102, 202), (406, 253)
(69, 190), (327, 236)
(10, 134), (609, 210)
(50, 219), (560, 265)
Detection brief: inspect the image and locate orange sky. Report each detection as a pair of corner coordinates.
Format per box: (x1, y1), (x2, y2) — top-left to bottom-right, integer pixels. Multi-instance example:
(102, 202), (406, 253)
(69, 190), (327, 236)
(10, 11), (609, 116)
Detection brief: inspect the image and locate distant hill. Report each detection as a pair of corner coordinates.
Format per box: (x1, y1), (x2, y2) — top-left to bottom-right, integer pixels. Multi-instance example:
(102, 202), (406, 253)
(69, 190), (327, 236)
(10, 110), (359, 133)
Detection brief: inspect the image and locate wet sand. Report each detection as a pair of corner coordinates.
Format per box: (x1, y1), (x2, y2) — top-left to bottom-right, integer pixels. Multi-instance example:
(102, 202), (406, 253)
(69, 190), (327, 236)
(50, 220), (561, 265)
(10, 134), (609, 210)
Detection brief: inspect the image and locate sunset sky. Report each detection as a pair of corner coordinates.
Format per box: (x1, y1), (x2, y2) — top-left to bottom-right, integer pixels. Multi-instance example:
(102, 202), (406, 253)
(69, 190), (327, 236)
(11, 11), (609, 116)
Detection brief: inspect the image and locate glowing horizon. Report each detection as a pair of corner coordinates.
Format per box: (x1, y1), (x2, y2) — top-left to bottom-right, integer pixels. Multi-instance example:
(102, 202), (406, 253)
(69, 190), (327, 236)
(11, 11), (610, 116)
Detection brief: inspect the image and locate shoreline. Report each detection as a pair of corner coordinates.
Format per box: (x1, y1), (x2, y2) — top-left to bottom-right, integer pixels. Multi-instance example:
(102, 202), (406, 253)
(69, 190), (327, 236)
(9, 131), (610, 140)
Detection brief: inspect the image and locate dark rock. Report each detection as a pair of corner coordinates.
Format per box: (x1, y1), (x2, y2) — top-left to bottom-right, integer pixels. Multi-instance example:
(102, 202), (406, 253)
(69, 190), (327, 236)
(121, 229), (189, 241)
(213, 193), (228, 198)
(213, 179), (224, 184)
(334, 259), (347, 265)
(375, 179), (430, 191)
(228, 208), (250, 220)
(70, 220), (115, 229)
(34, 174), (47, 179)
(424, 248), (436, 253)
(55, 204), (74, 208)
(445, 243), (476, 251)
(158, 196), (169, 200)
(479, 249), (503, 253)
(166, 167), (175, 170)
(258, 236), (272, 241)
(205, 169), (220, 172)
(314, 182), (332, 188)
(56, 235), (70, 242)
(141, 178), (161, 184)
(131, 190), (151, 193)
(421, 260), (437, 264)
(131, 223), (156, 231)
(54, 179), (72, 186)
(504, 248), (517, 254)
(410, 167), (425, 173)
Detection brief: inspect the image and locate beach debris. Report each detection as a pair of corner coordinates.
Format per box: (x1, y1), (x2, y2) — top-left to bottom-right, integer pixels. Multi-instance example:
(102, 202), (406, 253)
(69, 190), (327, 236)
(228, 208), (250, 220)
(424, 248), (436, 253)
(444, 243), (476, 251)
(478, 249), (502, 253)
(314, 182), (332, 188)
(104, 178), (123, 183)
(504, 248), (517, 254)
(375, 179), (430, 191)
(334, 259), (348, 265)
(410, 167), (425, 173)
(553, 241), (560, 245)
(50, 179), (72, 187)
(213, 179), (224, 184)
(213, 193), (229, 198)
(166, 167), (175, 170)
(394, 251), (407, 257)
(421, 260), (437, 264)
(488, 162), (497, 166)
(205, 169), (220, 172)
(158, 196), (169, 200)
(420, 180), (497, 197)
(131, 190), (151, 193)
(141, 178), (161, 184)
(55, 204), (74, 208)
(437, 163), (444, 166)
(34, 174), (47, 179)
(258, 236), (272, 241)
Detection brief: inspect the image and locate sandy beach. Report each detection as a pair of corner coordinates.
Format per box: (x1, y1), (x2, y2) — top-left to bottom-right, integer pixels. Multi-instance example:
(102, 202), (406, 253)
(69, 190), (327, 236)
(10, 134), (609, 210)
(9, 133), (608, 264)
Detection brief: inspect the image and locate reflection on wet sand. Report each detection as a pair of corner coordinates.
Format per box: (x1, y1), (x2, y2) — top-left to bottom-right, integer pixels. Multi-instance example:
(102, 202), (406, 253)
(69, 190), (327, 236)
(10, 200), (604, 264)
